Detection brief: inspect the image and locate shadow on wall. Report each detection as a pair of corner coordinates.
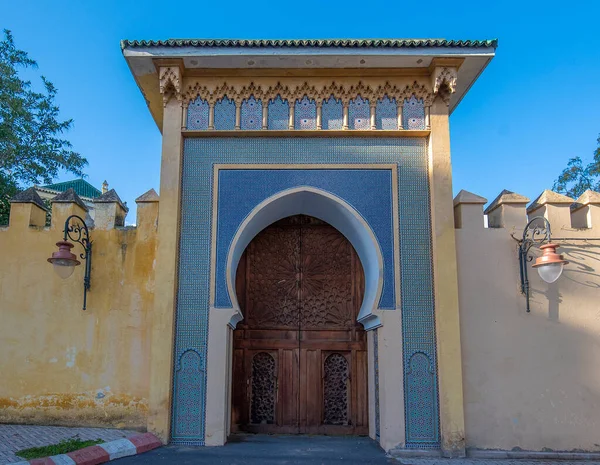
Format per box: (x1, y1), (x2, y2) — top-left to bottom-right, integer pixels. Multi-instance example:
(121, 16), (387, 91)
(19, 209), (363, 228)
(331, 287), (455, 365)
(454, 188), (600, 452)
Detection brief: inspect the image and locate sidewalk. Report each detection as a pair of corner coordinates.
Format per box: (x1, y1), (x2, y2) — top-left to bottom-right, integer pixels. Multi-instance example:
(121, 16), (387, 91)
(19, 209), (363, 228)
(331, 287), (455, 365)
(0, 425), (136, 464)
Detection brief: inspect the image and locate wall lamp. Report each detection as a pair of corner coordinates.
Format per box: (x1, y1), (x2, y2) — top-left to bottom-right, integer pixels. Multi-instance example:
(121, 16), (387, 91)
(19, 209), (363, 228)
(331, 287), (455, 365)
(47, 215), (92, 310)
(519, 216), (568, 312)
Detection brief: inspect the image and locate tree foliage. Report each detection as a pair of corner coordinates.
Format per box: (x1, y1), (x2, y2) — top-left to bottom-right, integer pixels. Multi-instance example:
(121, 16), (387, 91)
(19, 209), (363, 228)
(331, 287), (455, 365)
(0, 29), (87, 224)
(553, 134), (600, 199)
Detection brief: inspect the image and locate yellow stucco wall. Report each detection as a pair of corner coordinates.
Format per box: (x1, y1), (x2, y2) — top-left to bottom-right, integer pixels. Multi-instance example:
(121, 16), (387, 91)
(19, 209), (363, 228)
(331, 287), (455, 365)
(455, 196), (600, 451)
(0, 197), (158, 429)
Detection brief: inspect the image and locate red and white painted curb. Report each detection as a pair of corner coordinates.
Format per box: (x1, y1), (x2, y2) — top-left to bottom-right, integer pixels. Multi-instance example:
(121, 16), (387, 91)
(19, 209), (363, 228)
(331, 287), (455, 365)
(13, 432), (162, 465)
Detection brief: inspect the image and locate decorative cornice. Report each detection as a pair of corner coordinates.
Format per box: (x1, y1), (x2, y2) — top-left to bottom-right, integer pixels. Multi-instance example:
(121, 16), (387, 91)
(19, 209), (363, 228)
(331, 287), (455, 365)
(158, 66), (182, 105)
(431, 67), (458, 105)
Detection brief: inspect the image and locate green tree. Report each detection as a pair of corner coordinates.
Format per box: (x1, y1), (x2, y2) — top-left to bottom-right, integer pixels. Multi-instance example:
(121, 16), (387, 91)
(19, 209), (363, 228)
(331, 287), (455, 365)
(0, 29), (87, 224)
(553, 134), (600, 199)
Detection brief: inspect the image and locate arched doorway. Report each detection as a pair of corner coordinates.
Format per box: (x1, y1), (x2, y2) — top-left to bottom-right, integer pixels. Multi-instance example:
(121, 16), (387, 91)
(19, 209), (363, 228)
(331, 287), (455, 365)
(230, 214), (368, 435)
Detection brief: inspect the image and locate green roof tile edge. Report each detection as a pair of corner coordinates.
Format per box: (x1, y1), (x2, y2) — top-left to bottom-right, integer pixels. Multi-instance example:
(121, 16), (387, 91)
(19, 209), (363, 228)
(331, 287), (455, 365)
(121, 38), (498, 50)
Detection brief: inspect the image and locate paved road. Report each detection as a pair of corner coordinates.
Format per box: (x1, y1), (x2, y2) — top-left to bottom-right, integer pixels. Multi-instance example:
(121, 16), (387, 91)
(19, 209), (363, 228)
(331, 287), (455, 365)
(115, 434), (395, 464)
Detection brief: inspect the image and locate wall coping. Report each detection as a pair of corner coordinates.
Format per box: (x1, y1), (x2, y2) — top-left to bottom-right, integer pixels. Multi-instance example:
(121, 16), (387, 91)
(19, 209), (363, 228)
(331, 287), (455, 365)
(453, 189), (487, 207)
(527, 189), (574, 213)
(571, 189), (600, 212)
(10, 187), (48, 211)
(51, 188), (89, 212)
(483, 189), (529, 215)
(136, 188), (159, 203)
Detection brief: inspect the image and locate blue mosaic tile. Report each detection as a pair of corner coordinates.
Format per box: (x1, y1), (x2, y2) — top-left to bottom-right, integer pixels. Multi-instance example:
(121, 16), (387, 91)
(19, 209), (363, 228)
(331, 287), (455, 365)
(349, 96), (370, 130)
(215, 169), (395, 310)
(175, 137), (438, 448)
(214, 97), (235, 130)
(376, 96), (397, 130)
(294, 96), (317, 130)
(267, 95), (288, 130)
(321, 95), (343, 130)
(241, 96), (262, 130)
(187, 98), (209, 130)
(403, 96), (426, 130)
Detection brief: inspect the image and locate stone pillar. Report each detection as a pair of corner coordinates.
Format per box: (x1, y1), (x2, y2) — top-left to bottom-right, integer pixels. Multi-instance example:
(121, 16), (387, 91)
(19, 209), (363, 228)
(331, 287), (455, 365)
(428, 96), (465, 456)
(262, 103), (268, 130)
(453, 190), (487, 229)
(208, 103), (215, 130)
(526, 190), (574, 231)
(93, 189), (128, 230)
(288, 101), (295, 130)
(342, 103), (349, 130)
(370, 101), (377, 130)
(485, 190), (530, 230)
(397, 101), (404, 129)
(148, 95), (184, 442)
(8, 187), (48, 228)
(316, 101), (322, 130)
(235, 102), (241, 130)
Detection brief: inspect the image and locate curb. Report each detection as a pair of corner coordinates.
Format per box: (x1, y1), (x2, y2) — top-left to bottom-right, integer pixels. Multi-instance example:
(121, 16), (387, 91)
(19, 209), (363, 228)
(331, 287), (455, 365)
(13, 432), (162, 465)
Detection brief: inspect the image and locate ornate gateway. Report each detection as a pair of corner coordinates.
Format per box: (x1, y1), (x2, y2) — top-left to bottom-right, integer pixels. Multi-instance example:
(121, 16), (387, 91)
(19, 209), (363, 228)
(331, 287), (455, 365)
(121, 37), (497, 454)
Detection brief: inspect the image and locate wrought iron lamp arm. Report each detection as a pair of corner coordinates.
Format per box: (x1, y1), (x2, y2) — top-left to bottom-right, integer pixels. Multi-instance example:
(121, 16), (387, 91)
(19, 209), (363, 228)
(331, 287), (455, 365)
(63, 215), (93, 310)
(519, 216), (552, 312)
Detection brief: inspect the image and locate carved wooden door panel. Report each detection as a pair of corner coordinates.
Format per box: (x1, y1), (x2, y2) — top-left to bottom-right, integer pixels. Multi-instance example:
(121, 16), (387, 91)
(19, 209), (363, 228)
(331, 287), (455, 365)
(231, 215), (368, 435)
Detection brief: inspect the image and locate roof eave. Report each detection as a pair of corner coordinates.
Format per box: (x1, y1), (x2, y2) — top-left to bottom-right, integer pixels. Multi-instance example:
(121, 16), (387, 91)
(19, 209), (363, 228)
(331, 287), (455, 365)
(122, 41), (496, 132)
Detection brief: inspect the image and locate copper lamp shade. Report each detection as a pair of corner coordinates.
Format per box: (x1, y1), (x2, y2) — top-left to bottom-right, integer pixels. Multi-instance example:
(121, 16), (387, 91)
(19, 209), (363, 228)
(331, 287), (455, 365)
(47, 241), (81, 279)
(532, 243), (568, 284)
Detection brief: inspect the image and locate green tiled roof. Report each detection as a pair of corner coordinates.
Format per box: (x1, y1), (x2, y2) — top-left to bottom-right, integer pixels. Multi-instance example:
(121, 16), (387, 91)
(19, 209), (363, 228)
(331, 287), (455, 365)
(121, 38), (498, 50)
(40, 179), (102, 199)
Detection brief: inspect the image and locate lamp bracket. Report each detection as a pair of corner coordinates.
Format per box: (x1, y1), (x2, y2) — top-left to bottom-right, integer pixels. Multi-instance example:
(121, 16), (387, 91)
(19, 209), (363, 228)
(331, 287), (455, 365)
(518, 216), (552, 312)
(62, 215), (93, 310)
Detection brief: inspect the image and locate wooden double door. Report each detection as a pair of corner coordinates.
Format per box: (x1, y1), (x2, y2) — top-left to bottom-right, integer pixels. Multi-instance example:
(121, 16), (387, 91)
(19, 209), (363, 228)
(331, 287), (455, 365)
(231, 215), (368, 435)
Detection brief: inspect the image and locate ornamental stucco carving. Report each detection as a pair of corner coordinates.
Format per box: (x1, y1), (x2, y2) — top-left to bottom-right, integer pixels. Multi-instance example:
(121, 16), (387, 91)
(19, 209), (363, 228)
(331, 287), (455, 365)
(179, 80), (437, 107)
(158, 66), (182, 105)
(431, 67), (458, 105)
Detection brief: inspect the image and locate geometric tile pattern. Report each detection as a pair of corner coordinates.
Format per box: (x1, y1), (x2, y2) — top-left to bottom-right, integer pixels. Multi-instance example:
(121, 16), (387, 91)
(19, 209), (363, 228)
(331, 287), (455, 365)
(321, 95), (343, 130)
(294, 96), (317, 130)
(406, 352), (437, 445)
(187, 98), (209, 130)
(376, 96), (398, 130)
(240, 96), (262, 130)
(267, 96), (289, 130)
(403, 96), (426, 130)
(348, 95), (370, 130)
(173, 350), (205, 439)
(214, 97), (236, 130)
(215, 168), (395, 309)
(176, 137), (438, 448)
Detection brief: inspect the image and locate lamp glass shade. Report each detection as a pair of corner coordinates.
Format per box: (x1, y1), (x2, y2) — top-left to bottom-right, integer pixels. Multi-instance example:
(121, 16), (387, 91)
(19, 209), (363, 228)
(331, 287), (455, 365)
(47, 241), (80, 279)
(53, 261), (76, 279)
(536, 262), (564, 284)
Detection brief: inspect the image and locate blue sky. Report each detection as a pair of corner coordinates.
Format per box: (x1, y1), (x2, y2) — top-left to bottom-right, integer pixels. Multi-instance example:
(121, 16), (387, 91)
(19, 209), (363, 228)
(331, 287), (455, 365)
(3, 1), (599, 223)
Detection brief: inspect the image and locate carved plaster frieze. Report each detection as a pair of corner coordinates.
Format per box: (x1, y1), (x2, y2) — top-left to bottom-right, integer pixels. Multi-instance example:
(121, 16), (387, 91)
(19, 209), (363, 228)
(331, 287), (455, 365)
(290, 81), (318, 101)
(158, 66), (182, 106)
(431, 67), (458, 105)
(264, 82), (291, 103)
(237, 82), (264, 103)
(179, 80), (436, 107)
